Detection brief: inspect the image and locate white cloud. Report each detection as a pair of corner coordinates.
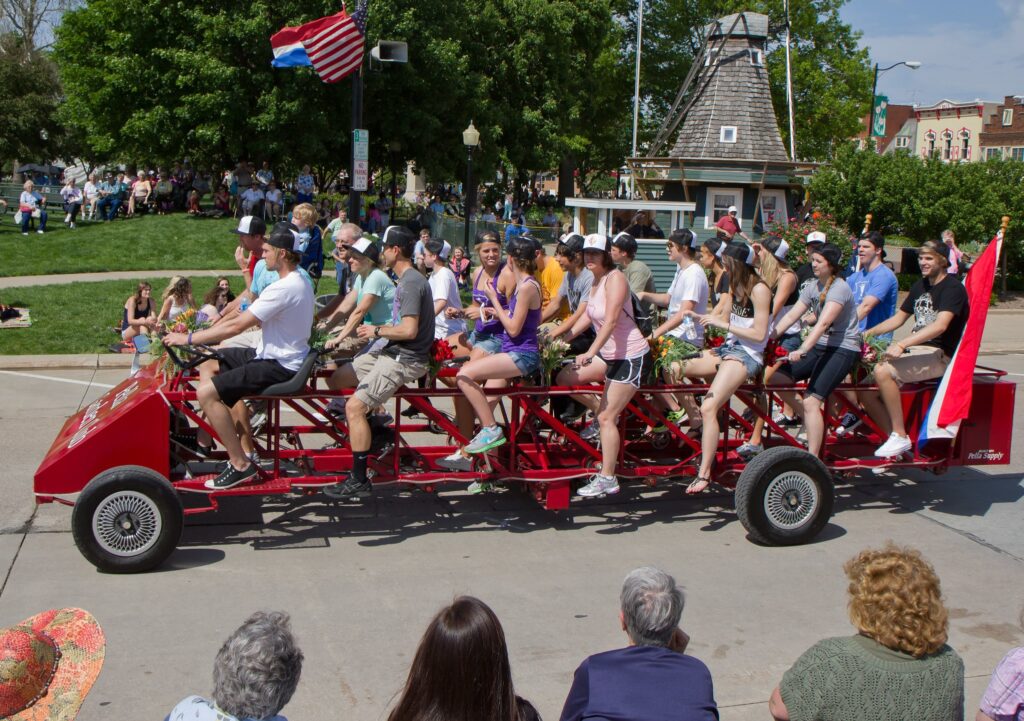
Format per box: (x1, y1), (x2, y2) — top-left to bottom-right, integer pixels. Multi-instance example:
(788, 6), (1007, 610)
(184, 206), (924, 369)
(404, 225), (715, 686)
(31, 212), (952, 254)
(860, 4), (1024, 106)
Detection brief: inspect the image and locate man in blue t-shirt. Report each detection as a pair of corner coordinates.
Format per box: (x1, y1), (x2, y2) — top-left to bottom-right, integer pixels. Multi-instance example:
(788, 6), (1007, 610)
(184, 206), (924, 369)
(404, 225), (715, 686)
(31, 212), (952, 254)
(851, 232), (898, 339)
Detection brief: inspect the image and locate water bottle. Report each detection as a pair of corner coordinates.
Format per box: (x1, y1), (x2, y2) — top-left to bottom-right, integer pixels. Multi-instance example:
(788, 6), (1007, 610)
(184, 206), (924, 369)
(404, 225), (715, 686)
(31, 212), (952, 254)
(240, 297), (250, 312)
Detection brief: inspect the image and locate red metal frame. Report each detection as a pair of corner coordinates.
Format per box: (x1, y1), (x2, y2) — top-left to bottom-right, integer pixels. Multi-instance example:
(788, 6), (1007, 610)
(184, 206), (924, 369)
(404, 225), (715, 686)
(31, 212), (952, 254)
(34, 359), (1015, 514)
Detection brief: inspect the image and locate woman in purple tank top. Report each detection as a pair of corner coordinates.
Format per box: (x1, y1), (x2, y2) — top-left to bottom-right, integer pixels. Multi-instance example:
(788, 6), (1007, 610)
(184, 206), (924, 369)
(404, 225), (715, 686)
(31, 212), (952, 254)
(455, 230), (515, 360)
(437, 237), (543, 471)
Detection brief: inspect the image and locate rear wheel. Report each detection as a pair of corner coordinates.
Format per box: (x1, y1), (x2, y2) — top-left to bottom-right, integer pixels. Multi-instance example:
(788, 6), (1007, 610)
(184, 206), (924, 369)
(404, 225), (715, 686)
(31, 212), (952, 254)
(72, 466), (183, 573)
(734, 447), (833, 546)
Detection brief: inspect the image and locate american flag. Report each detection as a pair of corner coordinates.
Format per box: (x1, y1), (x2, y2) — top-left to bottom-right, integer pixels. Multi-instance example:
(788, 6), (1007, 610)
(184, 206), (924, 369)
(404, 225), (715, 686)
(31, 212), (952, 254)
(270, 1), (367, 84)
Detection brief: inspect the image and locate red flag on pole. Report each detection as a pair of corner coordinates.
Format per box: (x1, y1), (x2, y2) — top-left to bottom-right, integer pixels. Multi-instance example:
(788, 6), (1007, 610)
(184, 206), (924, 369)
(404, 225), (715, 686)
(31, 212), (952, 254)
(921, 231), (1003, 441)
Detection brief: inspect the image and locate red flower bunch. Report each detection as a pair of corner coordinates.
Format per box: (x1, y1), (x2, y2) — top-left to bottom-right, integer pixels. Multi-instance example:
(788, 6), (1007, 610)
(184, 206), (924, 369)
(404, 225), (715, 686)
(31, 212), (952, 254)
(428, 338), (456, 378)
(707, 335), (724, 349)
(431, 338), (455, 364)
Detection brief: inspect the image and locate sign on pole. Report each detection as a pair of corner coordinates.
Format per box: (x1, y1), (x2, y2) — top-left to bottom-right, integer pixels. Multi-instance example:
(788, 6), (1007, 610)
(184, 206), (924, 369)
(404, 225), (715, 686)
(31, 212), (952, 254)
(872, 95), (888, 138)
(353, 128), (369, 191)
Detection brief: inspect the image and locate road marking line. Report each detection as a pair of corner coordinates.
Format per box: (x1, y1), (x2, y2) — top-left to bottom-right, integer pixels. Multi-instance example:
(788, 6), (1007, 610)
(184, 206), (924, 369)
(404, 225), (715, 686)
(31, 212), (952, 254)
(0, 370), (116, 389)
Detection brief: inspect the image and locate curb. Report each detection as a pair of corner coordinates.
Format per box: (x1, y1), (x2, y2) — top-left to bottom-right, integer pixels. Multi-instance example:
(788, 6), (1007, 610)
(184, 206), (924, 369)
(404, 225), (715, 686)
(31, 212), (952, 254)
(0, 354), (135, 370)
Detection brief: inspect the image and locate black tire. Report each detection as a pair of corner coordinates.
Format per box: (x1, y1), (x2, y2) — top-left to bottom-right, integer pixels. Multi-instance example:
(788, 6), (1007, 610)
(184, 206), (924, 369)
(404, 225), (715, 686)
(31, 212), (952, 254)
(734, 446), (834, 546)
(72, 466), (184, 573)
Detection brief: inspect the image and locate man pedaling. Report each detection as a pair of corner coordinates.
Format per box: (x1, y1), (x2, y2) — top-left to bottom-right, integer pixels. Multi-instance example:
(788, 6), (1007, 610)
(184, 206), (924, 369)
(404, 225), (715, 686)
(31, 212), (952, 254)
(165, 224), (314, 490)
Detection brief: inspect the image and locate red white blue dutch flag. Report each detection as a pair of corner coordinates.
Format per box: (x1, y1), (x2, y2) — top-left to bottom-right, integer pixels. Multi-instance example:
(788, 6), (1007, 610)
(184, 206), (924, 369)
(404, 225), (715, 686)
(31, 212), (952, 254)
(919, 230), (1003, 444)
(270, 1), (368, 83)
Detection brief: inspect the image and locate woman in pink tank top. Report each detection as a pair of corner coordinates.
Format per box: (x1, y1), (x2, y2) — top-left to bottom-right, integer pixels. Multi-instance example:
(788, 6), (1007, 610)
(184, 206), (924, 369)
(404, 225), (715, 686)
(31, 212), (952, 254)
(559, 234), (653, 499)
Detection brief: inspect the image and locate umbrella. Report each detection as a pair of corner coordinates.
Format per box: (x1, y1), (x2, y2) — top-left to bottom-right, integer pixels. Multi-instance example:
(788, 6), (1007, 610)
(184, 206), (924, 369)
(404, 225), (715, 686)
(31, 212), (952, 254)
(15, 163), (65, 175)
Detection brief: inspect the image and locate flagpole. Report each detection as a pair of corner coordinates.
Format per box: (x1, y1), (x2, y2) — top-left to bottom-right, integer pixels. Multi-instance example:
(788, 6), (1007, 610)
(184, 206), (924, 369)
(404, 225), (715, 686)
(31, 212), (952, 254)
(348, 65), (364, 223)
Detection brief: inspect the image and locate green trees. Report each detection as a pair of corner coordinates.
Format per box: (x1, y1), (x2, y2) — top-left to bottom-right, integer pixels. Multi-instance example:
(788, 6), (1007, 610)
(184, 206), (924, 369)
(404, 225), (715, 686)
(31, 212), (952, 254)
(0, 33), (62, 166)
(809, 145), (1024, 270)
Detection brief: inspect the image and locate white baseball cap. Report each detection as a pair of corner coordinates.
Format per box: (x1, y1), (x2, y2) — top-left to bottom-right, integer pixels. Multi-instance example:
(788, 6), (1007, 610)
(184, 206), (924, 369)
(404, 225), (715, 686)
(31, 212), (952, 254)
(727, 205), (738, 214)
(806, 230), (827, 244)
(582, 234), (610, 253)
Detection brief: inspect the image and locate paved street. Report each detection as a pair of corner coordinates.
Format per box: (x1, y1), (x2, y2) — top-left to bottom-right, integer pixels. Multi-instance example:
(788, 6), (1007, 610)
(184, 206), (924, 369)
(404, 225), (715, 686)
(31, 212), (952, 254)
(0, 357), (1022, 721)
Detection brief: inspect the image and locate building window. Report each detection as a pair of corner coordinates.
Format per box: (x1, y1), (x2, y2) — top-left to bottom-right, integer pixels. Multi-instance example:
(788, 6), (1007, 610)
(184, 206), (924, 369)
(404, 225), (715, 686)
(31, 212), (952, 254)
(749, 49), (763, 67)
(1003, 108), (1014, 126)
(986, 147), (1002, 160)
(1012, 148), (1024, 162)
(758, 190), (787, 229)
(925, 131), (936, 157)
(895, 136), (910, 149)
(705, 187), (742, 229)
(720, 126), (737, 143)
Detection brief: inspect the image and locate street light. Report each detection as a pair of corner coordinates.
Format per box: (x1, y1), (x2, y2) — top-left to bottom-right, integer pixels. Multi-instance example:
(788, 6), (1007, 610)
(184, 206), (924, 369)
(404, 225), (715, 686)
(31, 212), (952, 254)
(868, 60), (922, 151)
(462, 121), (480, 253)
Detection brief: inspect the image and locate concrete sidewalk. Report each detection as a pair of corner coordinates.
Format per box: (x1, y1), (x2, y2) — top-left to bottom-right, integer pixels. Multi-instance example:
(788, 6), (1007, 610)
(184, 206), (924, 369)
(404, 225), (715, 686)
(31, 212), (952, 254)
(0, 269), (240, 289)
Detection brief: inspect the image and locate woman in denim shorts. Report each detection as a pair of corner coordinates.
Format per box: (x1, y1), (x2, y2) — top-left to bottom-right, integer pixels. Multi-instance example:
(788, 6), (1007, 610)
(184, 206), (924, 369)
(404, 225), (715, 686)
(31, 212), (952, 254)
(438, 237), (542, 470)
(672, 242), (773, 493)
(737, 236), (801, 458)
(457, 230), (516, 359)
(769, 243), (862, 457)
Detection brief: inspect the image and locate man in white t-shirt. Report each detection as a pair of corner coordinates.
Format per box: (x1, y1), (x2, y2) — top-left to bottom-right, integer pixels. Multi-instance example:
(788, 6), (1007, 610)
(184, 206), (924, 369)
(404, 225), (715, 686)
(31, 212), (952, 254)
(424, 238), (466, 339)
(166, 225), (314, 490)
(240, 185), (264, 216)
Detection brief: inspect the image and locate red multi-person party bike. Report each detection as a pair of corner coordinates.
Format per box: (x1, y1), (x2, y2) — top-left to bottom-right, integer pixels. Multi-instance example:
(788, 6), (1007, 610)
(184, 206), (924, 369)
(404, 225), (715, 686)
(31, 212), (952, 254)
(33, 341), (1014, 573)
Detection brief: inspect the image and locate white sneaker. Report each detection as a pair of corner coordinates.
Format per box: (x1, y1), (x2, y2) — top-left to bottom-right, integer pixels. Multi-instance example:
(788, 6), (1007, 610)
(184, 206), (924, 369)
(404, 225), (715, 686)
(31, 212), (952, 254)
(64, 213), (71, 223)
(436, 451), (473, 472)
(69, 222), (75, 229)
(36, 229), (44, 234)
(577, 474), (619, 498)
(874, 433), (912, 458)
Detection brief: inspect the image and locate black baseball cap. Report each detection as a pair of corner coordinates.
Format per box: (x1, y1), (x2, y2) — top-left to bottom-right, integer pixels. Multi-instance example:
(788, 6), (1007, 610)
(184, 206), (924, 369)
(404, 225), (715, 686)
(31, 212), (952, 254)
(610, 232), (638, 255)
(232, 215), (267, 236)
(381, 225), (416, 256)
(812, 242), (844, 269)
(266, 225), (300, 251)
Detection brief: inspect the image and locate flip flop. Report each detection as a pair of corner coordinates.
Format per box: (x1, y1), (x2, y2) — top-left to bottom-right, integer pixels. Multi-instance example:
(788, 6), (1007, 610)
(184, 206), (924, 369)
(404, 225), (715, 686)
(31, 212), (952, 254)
(686, 476), (711, 495)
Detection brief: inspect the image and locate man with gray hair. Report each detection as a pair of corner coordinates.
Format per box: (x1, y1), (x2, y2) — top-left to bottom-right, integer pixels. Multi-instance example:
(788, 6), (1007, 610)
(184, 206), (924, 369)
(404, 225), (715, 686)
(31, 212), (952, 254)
(560, 566), (718, 721)
(315, 222), (363, 327)
(165, 610), (303, 721)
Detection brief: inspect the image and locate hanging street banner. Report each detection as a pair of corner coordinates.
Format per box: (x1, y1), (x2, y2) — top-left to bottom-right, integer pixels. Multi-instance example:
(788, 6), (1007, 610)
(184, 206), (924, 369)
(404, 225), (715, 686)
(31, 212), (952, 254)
(353, 129), (369, 191)
(872, 95), (888, 138)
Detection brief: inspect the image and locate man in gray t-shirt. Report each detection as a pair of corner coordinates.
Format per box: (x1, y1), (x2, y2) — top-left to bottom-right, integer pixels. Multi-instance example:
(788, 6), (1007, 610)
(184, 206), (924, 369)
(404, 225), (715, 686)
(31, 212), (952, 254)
(798, 277), (862, 352)
(324, 226), (435, 500)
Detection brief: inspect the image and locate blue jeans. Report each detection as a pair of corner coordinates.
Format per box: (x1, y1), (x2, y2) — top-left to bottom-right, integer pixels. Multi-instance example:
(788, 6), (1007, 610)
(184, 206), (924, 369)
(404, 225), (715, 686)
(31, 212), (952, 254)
(507, 350), (540, 377)
(469, 331), (502, 355)
(712, 340), (762, 378)
(21, 208), (47, 233)
(98, 197), (121, 220)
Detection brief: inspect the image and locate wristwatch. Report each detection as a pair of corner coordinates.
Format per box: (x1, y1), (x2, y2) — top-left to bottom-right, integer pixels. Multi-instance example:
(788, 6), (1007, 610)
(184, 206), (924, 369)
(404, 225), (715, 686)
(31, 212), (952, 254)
(374, 326), (381, 338)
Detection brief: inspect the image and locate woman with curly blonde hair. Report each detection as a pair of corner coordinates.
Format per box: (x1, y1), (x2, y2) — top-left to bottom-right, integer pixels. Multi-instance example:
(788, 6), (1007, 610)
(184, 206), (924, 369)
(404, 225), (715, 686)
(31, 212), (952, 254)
(769, 543), (964, 721)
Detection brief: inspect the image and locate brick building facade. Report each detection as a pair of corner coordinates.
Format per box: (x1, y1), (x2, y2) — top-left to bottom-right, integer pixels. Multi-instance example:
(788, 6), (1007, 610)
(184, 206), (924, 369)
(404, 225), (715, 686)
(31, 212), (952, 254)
(979, 96), (1024, 162)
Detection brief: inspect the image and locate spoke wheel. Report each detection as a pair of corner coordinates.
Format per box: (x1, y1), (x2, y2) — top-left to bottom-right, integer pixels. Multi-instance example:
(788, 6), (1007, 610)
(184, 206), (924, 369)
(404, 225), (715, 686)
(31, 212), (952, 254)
(73, 466), (183, 573)
(735, 447), (833, 546)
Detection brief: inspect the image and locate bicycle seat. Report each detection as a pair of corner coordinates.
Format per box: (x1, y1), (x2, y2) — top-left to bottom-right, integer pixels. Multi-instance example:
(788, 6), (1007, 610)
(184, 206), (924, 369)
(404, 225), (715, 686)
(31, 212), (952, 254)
(261, 350), (321, 397)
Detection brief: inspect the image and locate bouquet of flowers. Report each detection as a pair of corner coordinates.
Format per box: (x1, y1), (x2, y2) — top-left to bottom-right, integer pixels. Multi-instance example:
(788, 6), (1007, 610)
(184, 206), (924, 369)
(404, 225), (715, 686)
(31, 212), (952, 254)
(764, 338), (792, 365)
(705, 325), (726, 349)
(857, 336), (890, 374)
(539, 335), (570, 385)
(428, 338), (455, 379)
(157, 308), (212, 373)
(651, 335), (700, 376)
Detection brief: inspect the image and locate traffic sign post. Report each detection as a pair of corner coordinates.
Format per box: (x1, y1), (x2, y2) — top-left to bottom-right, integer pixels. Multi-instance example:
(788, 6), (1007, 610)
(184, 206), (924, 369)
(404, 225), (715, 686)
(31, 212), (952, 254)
(353, 129), (369, 192)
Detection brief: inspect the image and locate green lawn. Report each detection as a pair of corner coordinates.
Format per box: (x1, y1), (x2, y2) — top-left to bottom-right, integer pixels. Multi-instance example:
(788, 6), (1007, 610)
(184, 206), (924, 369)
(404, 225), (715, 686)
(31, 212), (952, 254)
(0, 212), (241, 276)
(0, 275), (249, 355)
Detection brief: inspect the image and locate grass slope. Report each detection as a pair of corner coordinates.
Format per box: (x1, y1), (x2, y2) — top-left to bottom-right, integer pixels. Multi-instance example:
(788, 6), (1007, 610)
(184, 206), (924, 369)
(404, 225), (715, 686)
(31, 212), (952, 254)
(0, 212), (240, 276)
(0, 275), (249, 355)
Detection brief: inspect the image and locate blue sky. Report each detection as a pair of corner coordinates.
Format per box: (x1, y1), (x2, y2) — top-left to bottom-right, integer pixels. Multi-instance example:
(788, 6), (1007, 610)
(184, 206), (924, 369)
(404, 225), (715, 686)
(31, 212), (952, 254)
(839, 0), (1023, 106)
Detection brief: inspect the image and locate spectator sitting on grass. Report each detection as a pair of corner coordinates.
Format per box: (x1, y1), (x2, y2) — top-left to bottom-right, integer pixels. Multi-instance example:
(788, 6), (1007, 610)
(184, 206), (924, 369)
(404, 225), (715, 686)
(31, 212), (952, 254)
(561, 566), (716, 721)
(198, 277), (236, 323)
(157, 276), (195, 325)
(165, 611), (303, 721)
(264, 181), (283, 219)
(213, 184), (231, 213)
(386, 596), (541, 721)
(121, 281), (157, 343)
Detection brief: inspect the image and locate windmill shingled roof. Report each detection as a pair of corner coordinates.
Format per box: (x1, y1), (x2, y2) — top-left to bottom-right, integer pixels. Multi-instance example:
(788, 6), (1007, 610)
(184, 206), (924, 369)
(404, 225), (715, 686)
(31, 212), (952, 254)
(669, 23), (790, 163)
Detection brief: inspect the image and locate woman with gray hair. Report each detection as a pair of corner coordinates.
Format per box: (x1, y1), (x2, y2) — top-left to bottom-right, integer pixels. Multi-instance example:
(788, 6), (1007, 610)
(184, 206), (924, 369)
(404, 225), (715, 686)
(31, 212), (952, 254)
(165, 611), (304, 721)
(560, 567), (718, 721)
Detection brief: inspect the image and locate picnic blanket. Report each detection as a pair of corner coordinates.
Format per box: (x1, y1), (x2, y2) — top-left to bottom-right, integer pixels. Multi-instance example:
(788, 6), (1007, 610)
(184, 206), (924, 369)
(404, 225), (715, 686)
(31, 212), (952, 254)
(0, 308), (31, 328)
